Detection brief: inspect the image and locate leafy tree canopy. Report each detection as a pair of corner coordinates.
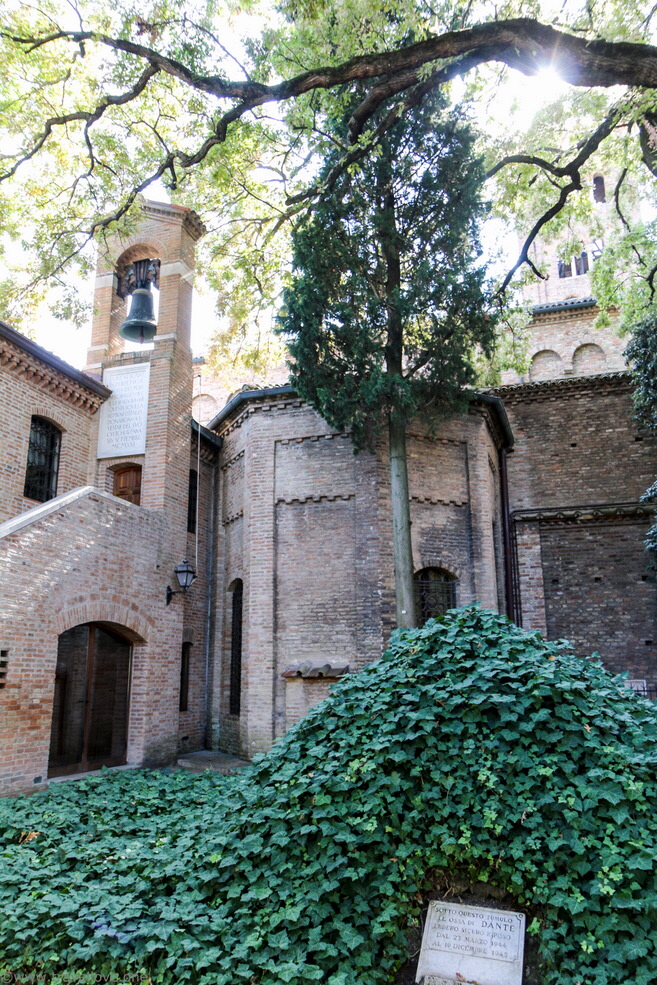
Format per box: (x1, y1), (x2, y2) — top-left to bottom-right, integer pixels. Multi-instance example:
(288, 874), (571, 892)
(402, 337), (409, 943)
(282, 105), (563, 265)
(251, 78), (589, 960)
(2, 0), (657, 355)
(2, 607), (657, 985)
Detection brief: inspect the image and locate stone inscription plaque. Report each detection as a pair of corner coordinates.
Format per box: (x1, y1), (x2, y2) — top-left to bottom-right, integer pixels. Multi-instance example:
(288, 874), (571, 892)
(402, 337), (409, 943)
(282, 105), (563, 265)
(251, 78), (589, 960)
(416, 901), (525, 985)
(97, 363), (150, 459)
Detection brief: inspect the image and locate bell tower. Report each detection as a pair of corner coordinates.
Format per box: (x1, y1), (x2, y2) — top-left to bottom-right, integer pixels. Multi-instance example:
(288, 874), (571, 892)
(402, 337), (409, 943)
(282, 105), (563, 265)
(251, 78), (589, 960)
(81, 200), (206, 765)
(86, 201), (206, 514)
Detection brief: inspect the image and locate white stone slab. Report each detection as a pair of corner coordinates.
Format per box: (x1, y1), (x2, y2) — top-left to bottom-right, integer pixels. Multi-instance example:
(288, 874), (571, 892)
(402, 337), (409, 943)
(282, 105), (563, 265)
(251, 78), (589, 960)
(97, 363), (150, 458)
(416, 901), (525, 985)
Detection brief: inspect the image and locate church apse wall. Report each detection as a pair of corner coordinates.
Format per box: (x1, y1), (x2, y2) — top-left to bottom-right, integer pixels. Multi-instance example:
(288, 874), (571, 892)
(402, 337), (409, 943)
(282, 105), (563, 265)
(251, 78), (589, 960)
(211, 388), (510, 759)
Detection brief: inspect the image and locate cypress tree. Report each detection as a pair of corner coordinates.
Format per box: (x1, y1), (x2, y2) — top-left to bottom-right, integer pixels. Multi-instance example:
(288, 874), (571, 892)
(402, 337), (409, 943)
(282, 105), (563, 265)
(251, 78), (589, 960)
(278, 94), (499, 626)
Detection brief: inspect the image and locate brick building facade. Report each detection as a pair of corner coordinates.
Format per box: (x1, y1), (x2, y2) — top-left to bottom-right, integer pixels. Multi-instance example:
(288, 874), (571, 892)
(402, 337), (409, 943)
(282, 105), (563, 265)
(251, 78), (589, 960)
(1, 199), (655, 795)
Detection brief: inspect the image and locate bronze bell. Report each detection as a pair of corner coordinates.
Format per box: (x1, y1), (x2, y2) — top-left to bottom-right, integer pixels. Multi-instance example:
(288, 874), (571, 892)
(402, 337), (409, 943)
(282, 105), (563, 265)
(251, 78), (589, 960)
(118, 284), (157, 344)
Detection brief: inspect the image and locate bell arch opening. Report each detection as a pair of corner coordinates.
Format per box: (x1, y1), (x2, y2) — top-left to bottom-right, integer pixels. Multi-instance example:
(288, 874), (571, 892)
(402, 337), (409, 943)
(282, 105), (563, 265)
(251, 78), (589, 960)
(48, 622), (133, 778)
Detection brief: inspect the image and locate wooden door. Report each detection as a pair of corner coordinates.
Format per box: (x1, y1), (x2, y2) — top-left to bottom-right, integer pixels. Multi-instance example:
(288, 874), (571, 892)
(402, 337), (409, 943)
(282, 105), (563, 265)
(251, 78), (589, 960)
(48, 624), (131, 777)
(113, 466), (142, 505)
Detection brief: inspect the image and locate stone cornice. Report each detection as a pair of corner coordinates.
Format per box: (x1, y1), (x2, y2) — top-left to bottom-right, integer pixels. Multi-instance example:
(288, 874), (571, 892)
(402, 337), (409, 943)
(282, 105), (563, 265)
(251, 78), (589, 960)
(0, 320), (111, 415)
(141, 200), (206, 241)
(512, 501), (651, 525)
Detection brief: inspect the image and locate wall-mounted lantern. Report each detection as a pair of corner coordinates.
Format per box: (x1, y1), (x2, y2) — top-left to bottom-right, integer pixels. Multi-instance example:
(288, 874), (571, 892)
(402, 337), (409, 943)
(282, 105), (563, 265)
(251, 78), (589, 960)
(166, 559), (197, 605)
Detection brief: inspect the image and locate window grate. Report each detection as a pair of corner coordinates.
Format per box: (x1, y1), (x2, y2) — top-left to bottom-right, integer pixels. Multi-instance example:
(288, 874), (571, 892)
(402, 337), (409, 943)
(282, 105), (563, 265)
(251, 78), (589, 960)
(625, 680), (657, 700)
(23, 416), (61, 502)
(414, 568), (458, 626)
(0, 650), (8, 689)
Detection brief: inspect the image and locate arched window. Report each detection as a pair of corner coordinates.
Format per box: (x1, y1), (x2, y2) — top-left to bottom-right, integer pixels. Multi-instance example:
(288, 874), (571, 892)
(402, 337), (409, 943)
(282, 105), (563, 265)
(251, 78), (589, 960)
(179, 641), (191, 712)
(414, 568), (458, 625)
(593, 175), (606, 203)
(229, 580), (243, 716)
(23, 416), (61, 502)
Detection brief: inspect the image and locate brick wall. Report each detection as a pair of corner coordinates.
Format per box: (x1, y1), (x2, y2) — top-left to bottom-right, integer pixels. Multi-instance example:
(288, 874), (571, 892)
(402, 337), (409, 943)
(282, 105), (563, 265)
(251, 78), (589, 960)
(0, 324), (107, 524)
(0, 490), (186, 796)
(499, 375), (655, 511)
(538, 516), (657, 676)
(497, 373), (657, 680)
(501, 306), (627, 386)
(178, 432), (219, 752)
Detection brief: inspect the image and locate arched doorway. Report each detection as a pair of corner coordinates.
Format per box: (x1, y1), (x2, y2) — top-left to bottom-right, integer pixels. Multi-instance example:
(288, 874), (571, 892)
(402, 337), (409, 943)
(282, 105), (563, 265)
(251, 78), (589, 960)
(48, 623), (132, 777)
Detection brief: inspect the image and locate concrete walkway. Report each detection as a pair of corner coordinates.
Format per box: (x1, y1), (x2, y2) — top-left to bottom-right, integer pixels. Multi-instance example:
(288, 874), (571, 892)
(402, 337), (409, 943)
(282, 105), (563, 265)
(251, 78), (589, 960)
(176, 750), (251, 774)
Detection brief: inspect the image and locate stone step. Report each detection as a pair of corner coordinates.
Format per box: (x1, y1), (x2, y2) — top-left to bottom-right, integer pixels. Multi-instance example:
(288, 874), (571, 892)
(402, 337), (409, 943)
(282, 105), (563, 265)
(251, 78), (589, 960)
(177, 750), (251, 774)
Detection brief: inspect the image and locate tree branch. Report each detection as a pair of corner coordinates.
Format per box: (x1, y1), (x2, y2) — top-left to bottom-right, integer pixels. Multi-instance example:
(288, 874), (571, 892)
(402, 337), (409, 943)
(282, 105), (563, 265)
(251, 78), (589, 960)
(497, 178), (582, 294)
(5, 18), (657, 115)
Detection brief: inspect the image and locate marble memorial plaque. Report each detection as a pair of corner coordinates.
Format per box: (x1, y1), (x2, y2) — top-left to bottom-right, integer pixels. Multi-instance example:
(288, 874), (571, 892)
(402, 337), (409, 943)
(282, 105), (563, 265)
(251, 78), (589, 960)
(97, 363), (150, 459)
(416, 901), (525, 985)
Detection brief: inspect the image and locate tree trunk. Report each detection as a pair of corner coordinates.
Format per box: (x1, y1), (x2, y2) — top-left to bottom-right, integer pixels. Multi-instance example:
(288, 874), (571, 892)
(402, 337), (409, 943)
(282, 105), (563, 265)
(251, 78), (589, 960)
(389, 410), (416, 628)
(378, 171), (417, 629)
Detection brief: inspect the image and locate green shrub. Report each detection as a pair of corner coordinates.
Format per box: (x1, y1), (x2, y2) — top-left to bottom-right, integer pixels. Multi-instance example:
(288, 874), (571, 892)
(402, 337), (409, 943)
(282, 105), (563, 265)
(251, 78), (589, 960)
(2, 606), (657, 984)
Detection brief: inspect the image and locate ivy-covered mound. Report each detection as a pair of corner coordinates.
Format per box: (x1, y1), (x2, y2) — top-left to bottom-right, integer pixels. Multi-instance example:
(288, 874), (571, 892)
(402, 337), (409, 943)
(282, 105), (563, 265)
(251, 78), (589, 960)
(2, 607), (657, 985)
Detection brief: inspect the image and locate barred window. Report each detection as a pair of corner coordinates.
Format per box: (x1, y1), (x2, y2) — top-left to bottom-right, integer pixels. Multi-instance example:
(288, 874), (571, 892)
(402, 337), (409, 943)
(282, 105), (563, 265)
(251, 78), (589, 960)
(23, 416), (61, 502)
(414, 567), (458, 625)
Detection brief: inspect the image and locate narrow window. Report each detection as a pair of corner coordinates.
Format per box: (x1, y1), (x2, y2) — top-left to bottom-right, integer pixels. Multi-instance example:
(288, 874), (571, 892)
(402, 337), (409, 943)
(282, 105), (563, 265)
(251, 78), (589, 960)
(414, 568), (458, 626)
(113, 466), (142, 505)
(574, 252), (589, 275)
(593, 175), (606, 203)
(229, 580), (243, 716)
(179, 642), (191, 712)
(0, 650), (8, 689)
(558, 259), (572, 279)
(23, 416), (61, 502)
(187, 469), (198, 534)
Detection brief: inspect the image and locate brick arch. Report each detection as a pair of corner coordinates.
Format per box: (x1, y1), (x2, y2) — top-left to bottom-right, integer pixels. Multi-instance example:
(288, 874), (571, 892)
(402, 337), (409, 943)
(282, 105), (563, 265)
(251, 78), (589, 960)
(530, 349), (564, 381)
(54, 600), (153, 645)
(414, 557), (462, 581)
(116, 237), (169, 270)
(28, 407), (67, 433)
(572, 342), (607, 376)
